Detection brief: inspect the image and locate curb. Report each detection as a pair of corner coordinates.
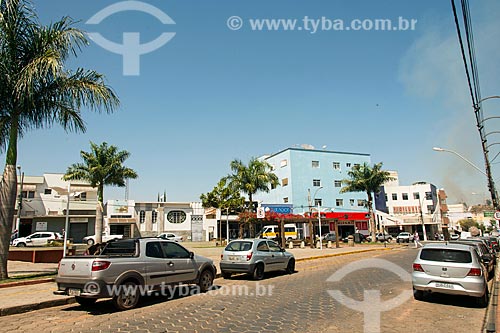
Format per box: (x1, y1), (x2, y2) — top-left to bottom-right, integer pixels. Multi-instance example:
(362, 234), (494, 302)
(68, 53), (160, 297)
(0, 278), (55, 289)
(0, 247), (391, 317)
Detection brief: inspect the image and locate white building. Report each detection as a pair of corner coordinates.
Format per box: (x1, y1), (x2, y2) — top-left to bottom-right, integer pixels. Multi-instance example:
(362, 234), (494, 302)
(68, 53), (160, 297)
(16, 173), (98, 242)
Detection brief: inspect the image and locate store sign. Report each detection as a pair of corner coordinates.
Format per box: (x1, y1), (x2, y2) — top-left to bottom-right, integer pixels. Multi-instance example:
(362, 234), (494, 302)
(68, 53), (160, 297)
(484, 211), (494, 218)
(36, 222), (48, 231)
(70, 217), (89, 223)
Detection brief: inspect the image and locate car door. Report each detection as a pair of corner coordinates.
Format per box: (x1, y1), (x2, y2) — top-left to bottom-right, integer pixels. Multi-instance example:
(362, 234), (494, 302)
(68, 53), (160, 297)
(267, 240), (287, 271)
(27, 233), (41, 246)
(145, 241), (169, 287)
(255, 240), (272, 270)
(161, 242), (197, 283)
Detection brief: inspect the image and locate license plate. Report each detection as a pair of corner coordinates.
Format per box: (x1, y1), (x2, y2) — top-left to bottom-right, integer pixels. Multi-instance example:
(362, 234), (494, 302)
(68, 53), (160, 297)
(436, 283), (454, 289)
(228, 255), (239, 261)
(68, 288), (81, 296)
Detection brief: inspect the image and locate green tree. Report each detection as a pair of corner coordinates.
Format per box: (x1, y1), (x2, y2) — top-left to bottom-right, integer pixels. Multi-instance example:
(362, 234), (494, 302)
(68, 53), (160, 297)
(226, 157), (279, 237)
(0, 0), (119, 278)
(63, 142), (137, 244)
(340, 162), (394, 241)
(458, 219), (479, 232)
(200, 178), (245, 242)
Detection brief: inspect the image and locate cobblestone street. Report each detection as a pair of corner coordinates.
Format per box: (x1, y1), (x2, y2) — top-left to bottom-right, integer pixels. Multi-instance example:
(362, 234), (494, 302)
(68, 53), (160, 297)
(0, 248), (486, 333)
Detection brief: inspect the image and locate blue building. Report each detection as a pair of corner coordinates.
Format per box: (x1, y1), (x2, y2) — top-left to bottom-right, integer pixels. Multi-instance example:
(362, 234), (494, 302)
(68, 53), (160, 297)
(254, 147), (372, 215)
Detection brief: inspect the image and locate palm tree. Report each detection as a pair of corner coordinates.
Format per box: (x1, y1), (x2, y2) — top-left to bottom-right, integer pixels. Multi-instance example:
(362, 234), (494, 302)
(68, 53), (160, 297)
(0, 0), (119, 279)
(226, 157), (279, 237)
(200, 178), (245, 242)
(63, 142), (137, 244)
(340, 162), (394, 241)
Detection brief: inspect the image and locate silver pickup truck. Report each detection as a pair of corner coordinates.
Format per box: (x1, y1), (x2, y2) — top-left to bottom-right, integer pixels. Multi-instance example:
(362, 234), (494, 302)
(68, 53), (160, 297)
(54, 238), (216, 310)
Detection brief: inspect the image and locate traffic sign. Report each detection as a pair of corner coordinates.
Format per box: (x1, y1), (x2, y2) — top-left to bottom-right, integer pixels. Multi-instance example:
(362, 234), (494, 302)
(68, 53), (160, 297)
(494, 211), (500, 220)
(257, 207), (265, 219)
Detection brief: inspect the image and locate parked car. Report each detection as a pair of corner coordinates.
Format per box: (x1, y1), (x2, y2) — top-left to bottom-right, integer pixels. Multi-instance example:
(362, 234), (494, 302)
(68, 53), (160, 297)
(342, 233), (368, 243)
(450, 234), (460, 240)
(12, 232), (62, 247)
(220, 239), (295, 280)
(157, 232), (183, 242)
(396, 232), (413, 243)
(370, 232), (392, 242)
(321, 233), (337, 242)
(83, 233), (123, 246)
(54, 238), (216, 310)
(412, 242), (489, 307)
(450, 240), (495, 280)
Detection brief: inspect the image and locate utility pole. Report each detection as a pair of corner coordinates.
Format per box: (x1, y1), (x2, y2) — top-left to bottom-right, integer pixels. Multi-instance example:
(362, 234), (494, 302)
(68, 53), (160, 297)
(307, 189), (314, 248)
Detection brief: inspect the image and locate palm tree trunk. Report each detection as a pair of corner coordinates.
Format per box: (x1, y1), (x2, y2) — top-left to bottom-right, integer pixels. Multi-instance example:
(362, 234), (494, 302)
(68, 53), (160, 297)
(367, 191), (376, 241)
(0, 165), (17, 279)
(95, 184), (104, 244)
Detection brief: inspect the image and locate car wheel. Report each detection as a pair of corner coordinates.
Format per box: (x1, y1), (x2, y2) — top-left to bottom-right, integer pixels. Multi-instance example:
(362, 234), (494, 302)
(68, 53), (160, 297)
(252, 263), (265, 280)
(75, 297), (97, 307)
(112, 281), (140, 311)
(198, 269), (214, 292)
(476, 288), (489, 308)
(87, 239), (94, 246)
(413, 288), (424, 301)
(286, 259), (295, 274)
(16, 242), (26, 247)
(221, 271), (232, 279)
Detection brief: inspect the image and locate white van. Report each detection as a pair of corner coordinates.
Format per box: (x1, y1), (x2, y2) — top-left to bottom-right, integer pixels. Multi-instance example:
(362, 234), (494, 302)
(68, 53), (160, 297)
(259, 224), (298, 240)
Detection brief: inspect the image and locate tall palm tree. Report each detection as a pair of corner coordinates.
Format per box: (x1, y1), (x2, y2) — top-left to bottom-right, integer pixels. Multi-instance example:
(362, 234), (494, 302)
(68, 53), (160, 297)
(0, 0), (119, 278)
(63, 142), (137, 244)
(226, 157), (279, 237)
(340, 162), (394, 241)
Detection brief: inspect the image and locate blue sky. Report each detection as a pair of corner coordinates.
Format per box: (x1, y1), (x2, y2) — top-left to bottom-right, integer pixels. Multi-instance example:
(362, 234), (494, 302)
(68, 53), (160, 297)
(4, 0), (500, 205)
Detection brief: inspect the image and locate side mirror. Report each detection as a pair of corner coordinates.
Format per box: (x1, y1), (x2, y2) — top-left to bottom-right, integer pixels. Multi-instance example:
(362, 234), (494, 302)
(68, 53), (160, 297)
(189, 251), (194, 259)
(482, 254), (492, 262)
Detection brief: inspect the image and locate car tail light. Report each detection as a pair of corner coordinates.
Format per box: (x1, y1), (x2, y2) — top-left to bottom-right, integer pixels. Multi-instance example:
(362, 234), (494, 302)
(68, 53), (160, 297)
(467, 268), (482, 276)
(246, 252), (253, 261)
(413, 263), (424, 272)
(92, 260), (111, 271)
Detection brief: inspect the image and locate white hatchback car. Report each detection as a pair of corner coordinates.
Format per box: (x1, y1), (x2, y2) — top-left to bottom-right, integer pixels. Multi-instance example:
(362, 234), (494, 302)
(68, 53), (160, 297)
(12, 232), (62, 247)
(412, 242), (489, 307)
(157, 232), (183, 242)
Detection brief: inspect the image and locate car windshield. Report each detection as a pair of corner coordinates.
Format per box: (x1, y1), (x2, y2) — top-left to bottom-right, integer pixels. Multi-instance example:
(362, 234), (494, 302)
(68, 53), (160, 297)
(225, 241), (253, 252)
(420, 249), (472, 263)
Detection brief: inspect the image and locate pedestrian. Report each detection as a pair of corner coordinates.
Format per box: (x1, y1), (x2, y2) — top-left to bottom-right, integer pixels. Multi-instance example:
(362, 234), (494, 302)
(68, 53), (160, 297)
(414, 231), (423, 248)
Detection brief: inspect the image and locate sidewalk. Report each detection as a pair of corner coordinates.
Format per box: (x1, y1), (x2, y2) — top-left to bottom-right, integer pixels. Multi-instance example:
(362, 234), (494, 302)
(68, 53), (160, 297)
(0, 243), (394, 316)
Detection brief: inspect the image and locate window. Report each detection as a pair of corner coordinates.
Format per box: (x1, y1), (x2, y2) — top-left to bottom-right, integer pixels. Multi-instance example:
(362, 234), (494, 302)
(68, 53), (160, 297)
(139, 210), (145, 223)
(146, 242), (163, 258)
(402, 193), (408, 200)
(74, 192), (87, 201)
(283, 197), (289, 203)
(268, 241), (281, 252)
(334, 180), (342, 187)
(312, 160), (320, 168)
(392, 193), (397, 200)
(333, 162), (341, 170)
(357, 199), (366, 207)
(413, 192), (420, 200)
(420, 249), (472, 263)
(425, 192), (433, 200)
(313, 179), (321, 187)
(385, 194), (388, 202)
(314, 199), (322, 206)
(22, 191), (35, 199)
(44, 189), (52, 195)
(161, 242), (191, 258)
(350, 199), (355, 206)
(282, 178), (289, 186)
(167, 210), (187, 223)
(280, 159), (288, 167)
(152, 210), (158, 223)
(427, 205), (435, 214)
(336, 199), (344, 207)
(257, 241), (269, 252)
(346, 162), (351, 167)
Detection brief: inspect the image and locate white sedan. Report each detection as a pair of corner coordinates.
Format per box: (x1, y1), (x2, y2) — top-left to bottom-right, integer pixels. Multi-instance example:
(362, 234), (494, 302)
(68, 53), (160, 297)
(157, 232), (183, 242)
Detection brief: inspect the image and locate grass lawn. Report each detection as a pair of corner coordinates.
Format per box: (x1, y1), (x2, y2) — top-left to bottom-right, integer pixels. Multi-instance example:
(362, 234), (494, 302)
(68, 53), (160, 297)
(0, 272), (56, 285)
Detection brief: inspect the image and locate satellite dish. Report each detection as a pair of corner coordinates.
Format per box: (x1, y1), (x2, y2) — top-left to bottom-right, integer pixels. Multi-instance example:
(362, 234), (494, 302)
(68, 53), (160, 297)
(300, 144), (315, 150)
(322, 145), (327, 149)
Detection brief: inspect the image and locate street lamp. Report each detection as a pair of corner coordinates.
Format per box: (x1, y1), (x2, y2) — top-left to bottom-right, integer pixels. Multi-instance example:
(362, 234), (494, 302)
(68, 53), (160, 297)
(312, 186), (324, 249)
(433, 146), (499, 226)
(16, 166), (24, 233)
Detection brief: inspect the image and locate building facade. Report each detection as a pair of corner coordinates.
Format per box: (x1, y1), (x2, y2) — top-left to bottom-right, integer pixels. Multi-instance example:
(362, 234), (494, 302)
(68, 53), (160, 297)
(15, 173), (97, 242)
(253, 147), (372, 237)
(110, 201), (217, 241)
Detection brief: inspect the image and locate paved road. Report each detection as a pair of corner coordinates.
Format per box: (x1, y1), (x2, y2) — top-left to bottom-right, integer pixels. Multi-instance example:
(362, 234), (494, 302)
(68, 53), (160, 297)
(0, 247), (486, 333)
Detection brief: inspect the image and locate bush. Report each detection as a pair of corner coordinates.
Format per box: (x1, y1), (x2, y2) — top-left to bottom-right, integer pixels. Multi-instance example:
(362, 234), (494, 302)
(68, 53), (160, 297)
(458, 219), (479, 232)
